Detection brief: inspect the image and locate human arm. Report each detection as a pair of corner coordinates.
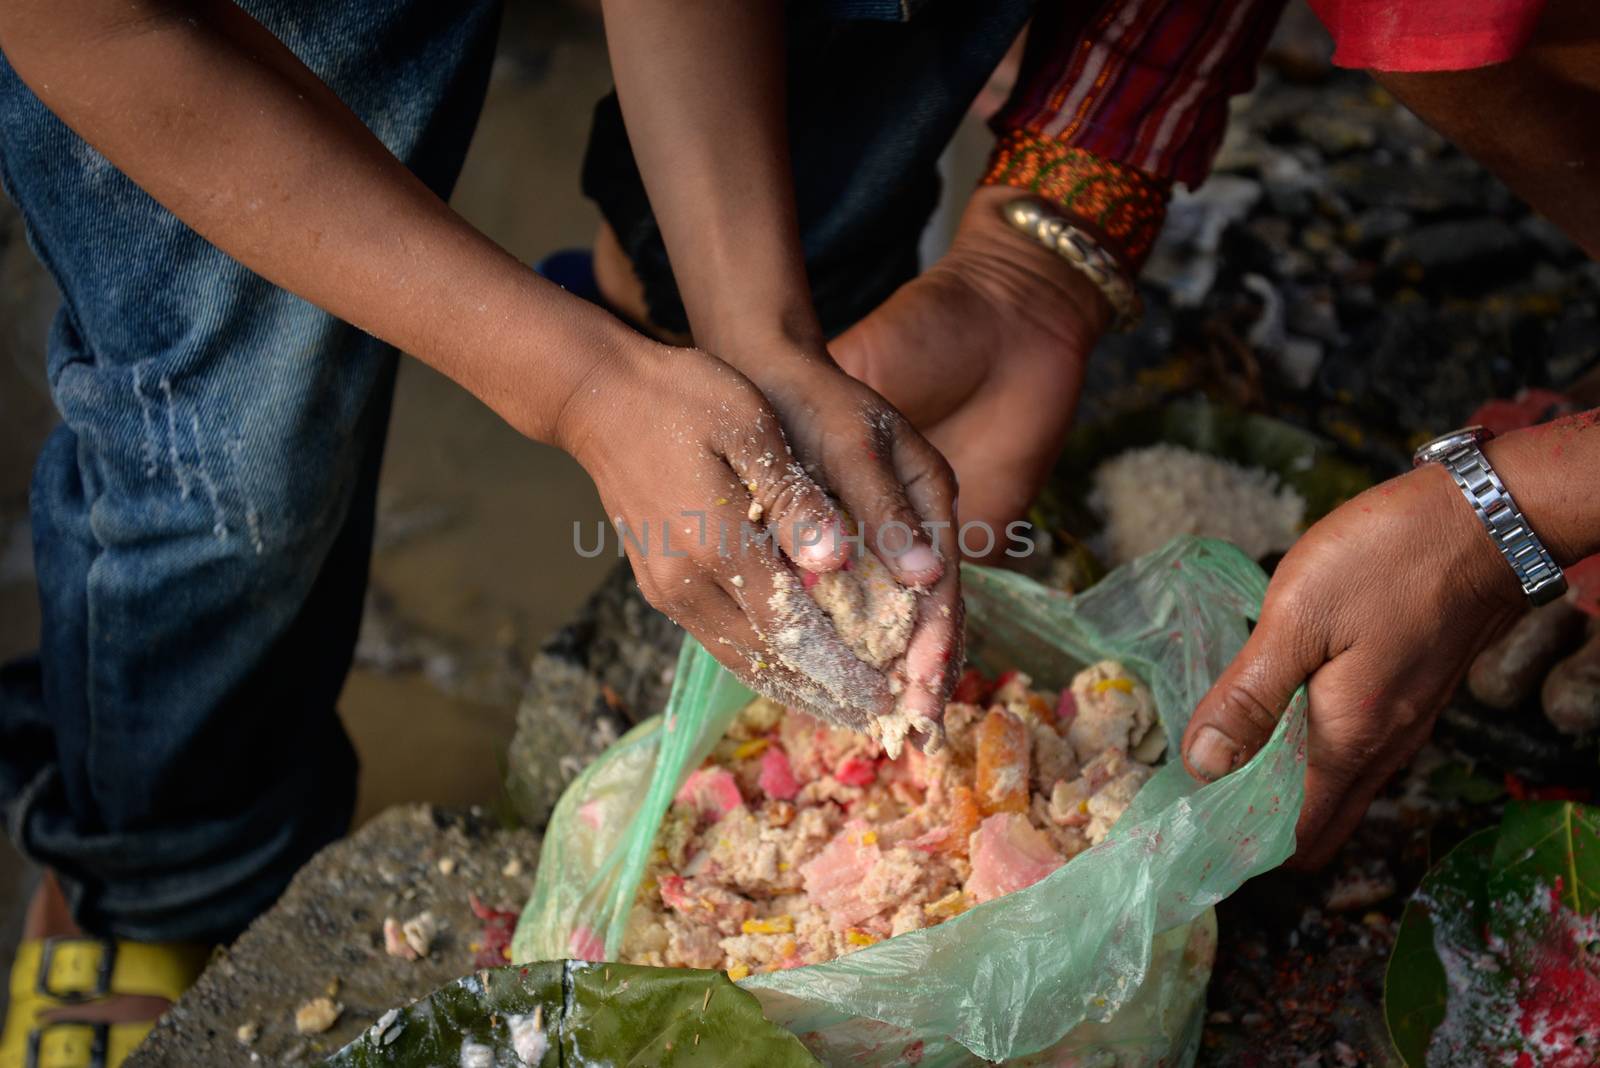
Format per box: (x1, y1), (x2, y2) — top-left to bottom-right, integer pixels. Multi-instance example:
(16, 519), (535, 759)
(0, 0), (591, 442)
(597, 0), (965, 726)
(835, 0), (1288, 553)
(0, 0), (894, 720)
(1181, 0), (1600, 864)
(1181, 413), (1600, 865)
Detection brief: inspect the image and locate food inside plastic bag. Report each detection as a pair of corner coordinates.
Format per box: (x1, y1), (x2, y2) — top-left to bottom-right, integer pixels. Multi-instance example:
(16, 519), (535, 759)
(514, 537), (1308, 1066)
(618, 663), (1162, 975)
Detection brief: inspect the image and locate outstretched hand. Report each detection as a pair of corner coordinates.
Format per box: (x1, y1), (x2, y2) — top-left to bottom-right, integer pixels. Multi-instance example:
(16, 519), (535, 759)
(1180, 462), (1527, 866)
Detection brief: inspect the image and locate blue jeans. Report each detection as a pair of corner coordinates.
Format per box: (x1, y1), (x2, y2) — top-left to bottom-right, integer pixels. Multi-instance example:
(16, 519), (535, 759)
(0, 0), (501, 943)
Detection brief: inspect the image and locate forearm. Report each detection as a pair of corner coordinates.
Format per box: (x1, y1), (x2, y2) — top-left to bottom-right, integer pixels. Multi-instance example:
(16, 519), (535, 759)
(0, 0), (631, 445)
(598, 0), (820, 359)
(1375, 0), (1600, 258)
(1489, 409), (1600, 569)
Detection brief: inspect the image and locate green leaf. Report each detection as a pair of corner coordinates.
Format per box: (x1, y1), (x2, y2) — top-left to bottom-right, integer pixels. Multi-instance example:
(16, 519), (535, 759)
(324, 962), (820, 1068)
(1489, 800), (1600, 915)
(1384, 802), (1600, 1066)
(1384, 828), (1496, 1067)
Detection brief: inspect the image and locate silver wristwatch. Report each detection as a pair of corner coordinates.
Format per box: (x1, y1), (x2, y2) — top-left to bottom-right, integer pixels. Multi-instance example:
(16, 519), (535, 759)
(1413, 426), (1568, 605)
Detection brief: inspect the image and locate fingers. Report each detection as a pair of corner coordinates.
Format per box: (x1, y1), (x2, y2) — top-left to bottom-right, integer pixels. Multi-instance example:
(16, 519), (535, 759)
(892, 435), (964, 739)
(1288, 647), (1448, 867)
(1182, 609), (1320, 783)
(717, 422), (850, 573)
(824, 408), (948, 587)
(658, 567), (859, 719)
(898, 563), (964, 749)
(712, 506), (894, 726)
(668, 473), (893, 727)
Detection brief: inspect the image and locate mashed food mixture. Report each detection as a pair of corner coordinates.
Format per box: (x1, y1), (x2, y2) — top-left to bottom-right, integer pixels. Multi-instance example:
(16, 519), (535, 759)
(620, 661), (1164, 977)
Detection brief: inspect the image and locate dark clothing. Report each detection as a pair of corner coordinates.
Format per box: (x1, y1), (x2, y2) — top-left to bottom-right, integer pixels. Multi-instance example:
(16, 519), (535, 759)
(583, 0), (1032, 337)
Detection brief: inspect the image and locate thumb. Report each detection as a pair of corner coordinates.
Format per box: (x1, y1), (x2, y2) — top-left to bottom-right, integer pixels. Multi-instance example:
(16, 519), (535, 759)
(1182, 617), (1318, 782)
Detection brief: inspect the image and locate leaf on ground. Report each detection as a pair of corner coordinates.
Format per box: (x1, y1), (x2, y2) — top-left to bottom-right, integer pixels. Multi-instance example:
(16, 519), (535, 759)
(324, 961), (819, 1067)
(1384, 803), (1600, 1067)
(1384, 828), (1495, 1067)
(1489, 800), (1600, 915)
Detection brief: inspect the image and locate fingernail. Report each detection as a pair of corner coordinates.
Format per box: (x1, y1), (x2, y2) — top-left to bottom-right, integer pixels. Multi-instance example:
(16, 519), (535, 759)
(797, 520), (841, 565)
(896, 543), (941, 579)
(1186, 725), (1241, 782)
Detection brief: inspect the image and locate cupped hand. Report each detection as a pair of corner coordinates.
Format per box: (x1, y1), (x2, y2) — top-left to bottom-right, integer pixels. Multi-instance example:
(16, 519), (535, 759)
(1180, 462), (1527, 866)
(832, 185), (1110, 558)
(737, 348), (965, 737)
(556, 341), (898, 727)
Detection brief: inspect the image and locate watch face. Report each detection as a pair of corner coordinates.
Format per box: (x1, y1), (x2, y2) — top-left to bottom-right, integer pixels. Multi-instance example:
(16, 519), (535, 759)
(1413, 426), (1489, 467)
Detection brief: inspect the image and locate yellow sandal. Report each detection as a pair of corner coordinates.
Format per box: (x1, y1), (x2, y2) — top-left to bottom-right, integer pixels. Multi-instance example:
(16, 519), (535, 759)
(1, 938), (208, 1068)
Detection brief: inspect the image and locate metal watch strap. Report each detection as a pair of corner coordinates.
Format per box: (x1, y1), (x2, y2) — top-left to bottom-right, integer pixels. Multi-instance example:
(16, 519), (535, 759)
(1434, 440), (1567, 605)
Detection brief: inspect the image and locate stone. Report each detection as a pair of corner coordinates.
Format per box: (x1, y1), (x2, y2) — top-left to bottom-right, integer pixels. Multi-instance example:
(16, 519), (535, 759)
(1275, 337), (1326, 392)
(1291, 111), (1376, 156)
(1326, 158), (1482, 215)
(1285, 285), (1344, 345)
(1546, 310), (1600, 388)
(1518, 213), (1585, 265)
(1162, 175), (1263, 255)
(1341, 208), (1412, 252)
(1383, 218), (1533, 293)
(125, 806), (540, 1067)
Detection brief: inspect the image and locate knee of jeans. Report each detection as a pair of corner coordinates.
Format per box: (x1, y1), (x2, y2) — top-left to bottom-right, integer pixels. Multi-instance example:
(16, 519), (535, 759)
(53, 344), (390, 571)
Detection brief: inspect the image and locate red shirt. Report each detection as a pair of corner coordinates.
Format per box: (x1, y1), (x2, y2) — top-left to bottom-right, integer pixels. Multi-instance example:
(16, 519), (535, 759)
(994, 0), (1549, 188)
(1309, 0), (1546, 72)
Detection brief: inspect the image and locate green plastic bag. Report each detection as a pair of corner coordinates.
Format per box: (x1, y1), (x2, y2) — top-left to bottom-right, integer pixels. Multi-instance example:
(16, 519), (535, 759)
(513, 537), (1308, 1065)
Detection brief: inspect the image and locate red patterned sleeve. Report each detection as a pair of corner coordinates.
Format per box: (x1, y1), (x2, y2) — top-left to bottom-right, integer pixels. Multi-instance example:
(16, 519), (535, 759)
(982, 0), (1286, 272)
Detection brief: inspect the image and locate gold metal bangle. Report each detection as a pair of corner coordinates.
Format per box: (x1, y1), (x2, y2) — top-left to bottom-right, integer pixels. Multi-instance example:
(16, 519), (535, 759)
(1001, 196), (1142, 331)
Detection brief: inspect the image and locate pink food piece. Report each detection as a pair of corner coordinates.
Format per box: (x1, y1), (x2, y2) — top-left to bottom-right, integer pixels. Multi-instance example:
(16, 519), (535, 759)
(905, 827), (950, 853)
(577, 799), (605, 830)
(1465, 388), (1569, 437)
(468, 894), (520, 969)
(835, 756), (879, 787)
(801, 569), (821, 590)
(658, 874), (695, 913)
(965, 813), (1064, 904)
(880, 745), (930, 791)
(758, 746), (800, 800)
(675, 767), (744, 820)
(383, 917), (419, 961)
(1055, 688), (1078, 724)
(800, 821), (881, 926)
(568, 926), (606, 962)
